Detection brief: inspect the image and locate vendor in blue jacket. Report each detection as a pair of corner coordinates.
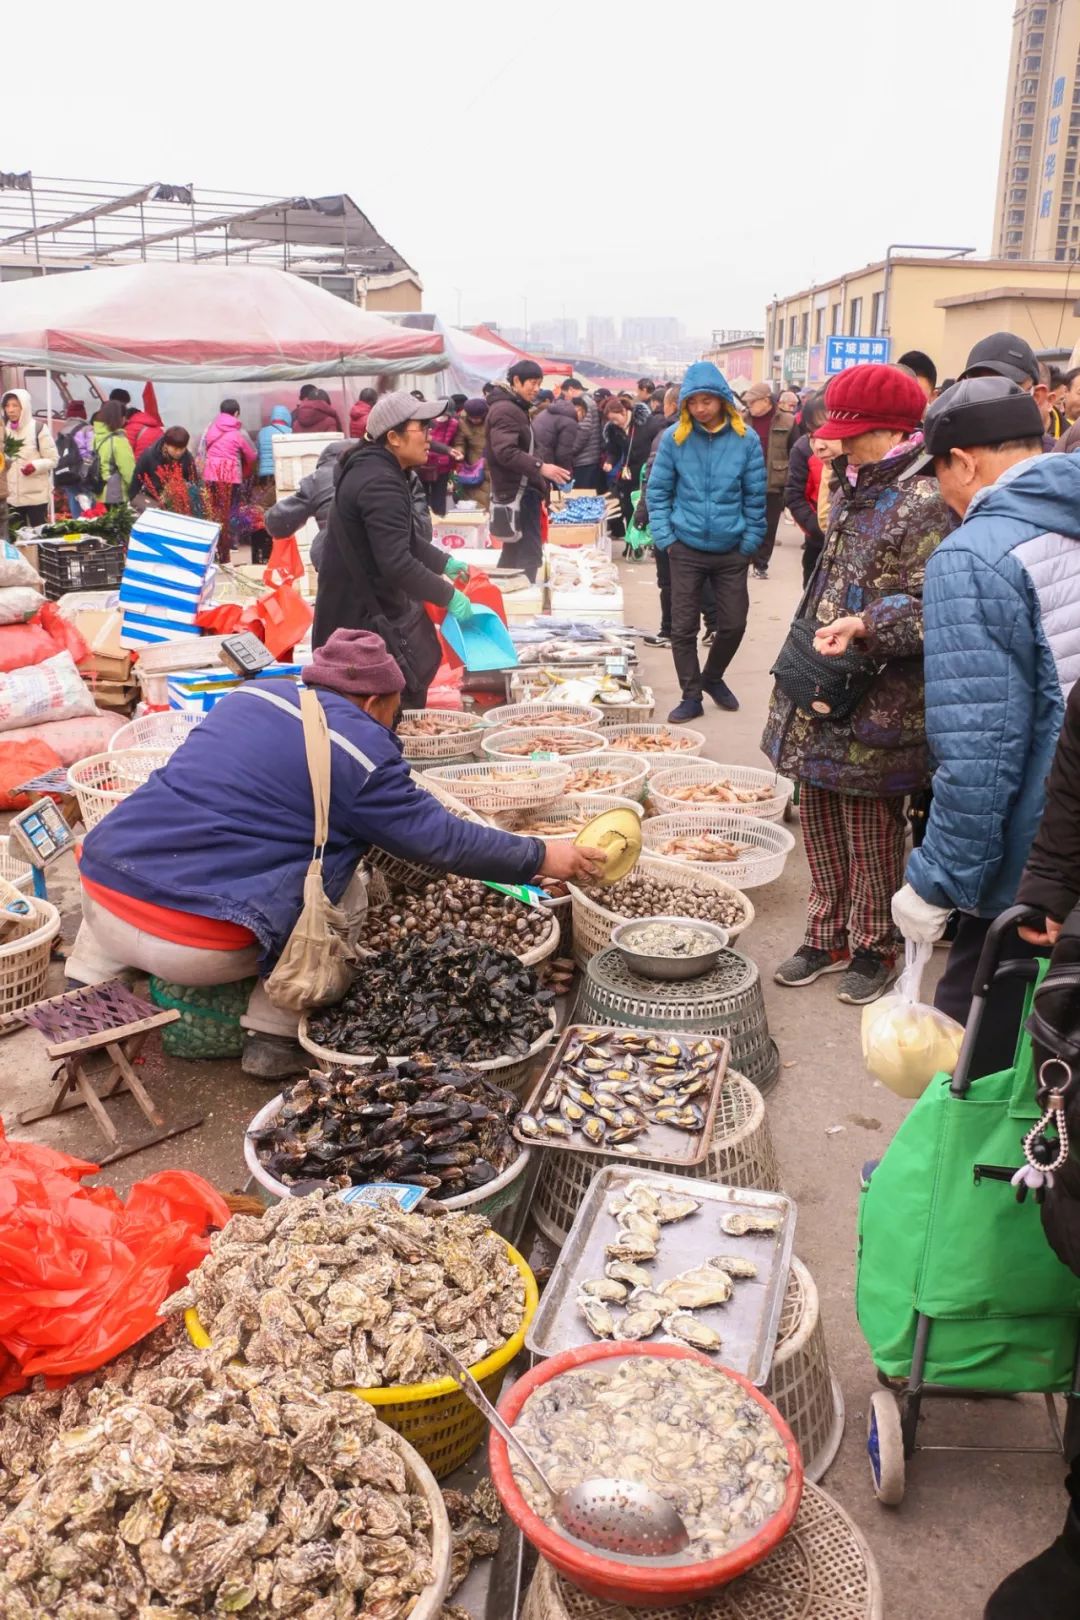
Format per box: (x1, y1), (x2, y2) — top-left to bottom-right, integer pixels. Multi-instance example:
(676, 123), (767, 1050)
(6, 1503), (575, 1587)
(645, 360), (767, 722)
(68, 630), (605, 1080)
(892, 377), (1080, 1067)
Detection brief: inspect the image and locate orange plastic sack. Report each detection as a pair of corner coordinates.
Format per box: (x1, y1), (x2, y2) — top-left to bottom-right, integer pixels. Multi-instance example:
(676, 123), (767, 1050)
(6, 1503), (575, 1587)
(0, 737), (63, 808)
(195, 602), (246, 636)
(0, 1122), (230, 1393)
(247, 583), (314, 659)
(264, 535), (304, 587)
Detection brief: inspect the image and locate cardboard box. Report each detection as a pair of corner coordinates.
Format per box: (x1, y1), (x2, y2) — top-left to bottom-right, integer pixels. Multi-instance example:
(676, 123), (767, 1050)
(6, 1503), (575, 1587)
(547, 523), (602, 549)
(70, 608), (127, 662)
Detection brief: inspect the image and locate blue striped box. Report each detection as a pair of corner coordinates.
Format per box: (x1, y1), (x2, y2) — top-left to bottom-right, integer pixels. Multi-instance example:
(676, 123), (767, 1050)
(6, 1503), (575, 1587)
(167, 664), (302, 714)
(119, 510), (221, 649)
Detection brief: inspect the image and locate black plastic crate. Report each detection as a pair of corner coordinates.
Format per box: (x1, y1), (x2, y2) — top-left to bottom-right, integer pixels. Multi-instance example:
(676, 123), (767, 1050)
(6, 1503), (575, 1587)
(36, 539), (126, 601)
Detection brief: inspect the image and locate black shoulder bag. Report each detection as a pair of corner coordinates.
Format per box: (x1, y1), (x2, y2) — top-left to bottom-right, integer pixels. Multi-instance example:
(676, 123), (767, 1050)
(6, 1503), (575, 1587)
(770, 523), (887, 723)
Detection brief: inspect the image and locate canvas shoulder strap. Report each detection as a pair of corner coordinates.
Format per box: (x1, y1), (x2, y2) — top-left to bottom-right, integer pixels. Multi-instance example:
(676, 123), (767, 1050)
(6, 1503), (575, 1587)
(298, 687), (331, 859)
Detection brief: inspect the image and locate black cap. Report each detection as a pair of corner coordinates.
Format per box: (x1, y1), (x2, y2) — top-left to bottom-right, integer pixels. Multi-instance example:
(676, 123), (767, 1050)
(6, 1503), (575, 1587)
(959, 331), (1039, 388)
(923, 377), (1044, 456)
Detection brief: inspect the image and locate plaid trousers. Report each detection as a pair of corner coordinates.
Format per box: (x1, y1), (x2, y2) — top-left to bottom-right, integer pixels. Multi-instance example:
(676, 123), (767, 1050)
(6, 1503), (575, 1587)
(799, 783), (907, 959)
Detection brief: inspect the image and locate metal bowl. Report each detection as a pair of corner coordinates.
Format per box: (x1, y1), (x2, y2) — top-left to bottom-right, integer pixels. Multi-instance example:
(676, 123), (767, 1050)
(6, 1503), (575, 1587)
(610, 915), (730, 981)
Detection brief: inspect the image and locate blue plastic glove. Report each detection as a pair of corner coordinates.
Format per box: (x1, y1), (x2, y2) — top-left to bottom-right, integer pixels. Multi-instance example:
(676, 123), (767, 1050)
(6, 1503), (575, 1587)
(446, 589), (475, 623)
(443, 555), (470, 581)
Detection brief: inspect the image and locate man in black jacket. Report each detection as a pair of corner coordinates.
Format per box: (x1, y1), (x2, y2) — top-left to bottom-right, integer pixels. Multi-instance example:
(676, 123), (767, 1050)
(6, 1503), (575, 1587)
(486, 360), (571, 580)
(130, 426), (197, 500)
(533, 394), (582, 483)
(313, 393), (475, 706)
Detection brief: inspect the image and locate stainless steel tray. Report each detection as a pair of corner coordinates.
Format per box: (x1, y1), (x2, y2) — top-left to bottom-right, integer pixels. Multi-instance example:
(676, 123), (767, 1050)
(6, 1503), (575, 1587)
(512, 1024), (729, 1168)
(525, 1167), (796, 1385)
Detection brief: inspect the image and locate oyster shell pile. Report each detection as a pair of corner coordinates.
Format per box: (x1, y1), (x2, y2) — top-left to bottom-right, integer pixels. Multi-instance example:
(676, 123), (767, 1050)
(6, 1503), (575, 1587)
(0, 1355), (437, 1620)
(442, 1480), (502, 1600)
(511, 1356), (791, 1560)
(162, 1192), (526, 1390)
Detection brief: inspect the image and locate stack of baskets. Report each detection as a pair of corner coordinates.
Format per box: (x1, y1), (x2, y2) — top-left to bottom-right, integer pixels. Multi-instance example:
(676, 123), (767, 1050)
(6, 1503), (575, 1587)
(649, 761), (795, 823)
(766, 1257), (845, 1483)
(0, 896), (61, 1027)
(567, 854), (753, 968)
(111, 711), (202, 754)
(482, 726), (607, 761)
(531, 1067), (780, 1246)
(68, 748), (172, 830)
(481, 700), (603, 730)
(400, 709), (486, 770)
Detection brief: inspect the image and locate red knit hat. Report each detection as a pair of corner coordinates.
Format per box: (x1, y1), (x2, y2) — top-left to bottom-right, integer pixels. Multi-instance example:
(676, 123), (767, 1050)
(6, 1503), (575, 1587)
(818, 364), (927, 441)
(302, 629), (405, 697)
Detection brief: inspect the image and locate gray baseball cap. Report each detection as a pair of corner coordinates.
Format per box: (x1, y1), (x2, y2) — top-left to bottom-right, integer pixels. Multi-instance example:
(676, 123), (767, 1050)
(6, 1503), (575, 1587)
(366, 391), (445, 440)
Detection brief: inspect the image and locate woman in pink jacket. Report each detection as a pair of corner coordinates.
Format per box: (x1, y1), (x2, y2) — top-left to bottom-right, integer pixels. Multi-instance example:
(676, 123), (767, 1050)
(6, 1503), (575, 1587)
(198, 399), (257, 557)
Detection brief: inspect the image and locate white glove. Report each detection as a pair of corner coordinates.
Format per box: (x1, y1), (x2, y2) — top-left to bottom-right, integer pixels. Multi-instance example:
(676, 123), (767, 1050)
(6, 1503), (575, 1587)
(891, 883), (951, 946)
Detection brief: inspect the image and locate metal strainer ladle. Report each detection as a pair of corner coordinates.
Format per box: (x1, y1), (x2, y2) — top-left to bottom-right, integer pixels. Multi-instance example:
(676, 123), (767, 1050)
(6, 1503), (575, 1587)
(425, 1337), (692, 1562)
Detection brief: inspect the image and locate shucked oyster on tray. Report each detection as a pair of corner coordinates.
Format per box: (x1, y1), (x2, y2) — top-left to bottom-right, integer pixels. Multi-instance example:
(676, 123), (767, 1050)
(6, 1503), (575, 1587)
(162, 1190), (527, 1392)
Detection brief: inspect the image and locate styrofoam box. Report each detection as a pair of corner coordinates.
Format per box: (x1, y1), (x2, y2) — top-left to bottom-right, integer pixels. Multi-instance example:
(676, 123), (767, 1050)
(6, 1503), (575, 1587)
(550, 588), (624, 617)
(272, 432), (344, 498)
(431, 510), (492, 549)
(503, 587), (547, 620)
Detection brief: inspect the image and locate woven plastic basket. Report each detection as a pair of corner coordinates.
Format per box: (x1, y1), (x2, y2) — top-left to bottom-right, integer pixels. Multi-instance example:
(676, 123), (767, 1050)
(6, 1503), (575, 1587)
(493, 795), (643, 838)
(601, 721), (705, 760)
(766, 1257), (845, 1484)
(641, 813), (797, 889)
(111, 710), (202, 754)
(298, 1006), (559, 1095)
(482, 726), (607, 761)
(575, 946), (780, 1095)
(399, 709), (486, 762)
(0, 897), (61, 1027)
(521, 1479), (883, 1620)
(188, 1243), (538, 1480)
(532, 1068), (780, 1246)
(0, 836), (33, 895)
(149, 976), (256, 1059)
(482, 700), (604, 730)
(568, 854), (753, 967)
(649, 761), (795, 822)
(243, 1090), (535, 1230)
(69, 748), (172, 829)
(420, 760), (571, 814)
(562, 752), (649, 804)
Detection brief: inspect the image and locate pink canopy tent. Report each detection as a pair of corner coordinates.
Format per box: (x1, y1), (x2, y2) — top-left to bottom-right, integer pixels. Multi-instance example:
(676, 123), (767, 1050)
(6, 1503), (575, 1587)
(0, 262), (446, 382)
(468, 325), (572, 377)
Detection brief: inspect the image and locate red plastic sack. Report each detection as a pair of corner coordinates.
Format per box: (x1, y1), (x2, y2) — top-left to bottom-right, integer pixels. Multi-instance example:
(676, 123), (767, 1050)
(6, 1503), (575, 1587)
(247, 583), (313, 659)
(0, 737), (63, 808)
(0, 1122), (230, 1394)
(0, 603), (89, 675)
(195, 602), (246, 636)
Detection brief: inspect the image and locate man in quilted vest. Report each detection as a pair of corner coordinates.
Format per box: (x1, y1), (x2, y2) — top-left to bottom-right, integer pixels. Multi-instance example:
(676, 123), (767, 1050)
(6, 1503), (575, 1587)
(646, 360), (767, 723)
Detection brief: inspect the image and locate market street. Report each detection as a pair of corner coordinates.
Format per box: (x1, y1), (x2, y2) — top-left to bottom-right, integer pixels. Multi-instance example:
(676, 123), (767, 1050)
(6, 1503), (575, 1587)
(0, 514), (1060, 1620)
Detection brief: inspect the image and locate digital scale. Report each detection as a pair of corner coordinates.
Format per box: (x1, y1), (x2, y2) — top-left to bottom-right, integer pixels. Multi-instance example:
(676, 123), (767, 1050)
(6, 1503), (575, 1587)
(9, 798), (77, 897)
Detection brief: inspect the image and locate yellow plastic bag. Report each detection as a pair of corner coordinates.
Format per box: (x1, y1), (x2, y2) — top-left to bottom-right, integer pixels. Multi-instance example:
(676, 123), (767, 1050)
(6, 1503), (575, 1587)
(861, 941), (964, 1098)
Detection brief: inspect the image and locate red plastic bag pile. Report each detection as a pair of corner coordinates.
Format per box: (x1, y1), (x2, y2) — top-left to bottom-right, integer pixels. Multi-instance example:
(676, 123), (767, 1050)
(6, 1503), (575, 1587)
(196, 581), (312, 659)
(0, 1122), (230, 1395)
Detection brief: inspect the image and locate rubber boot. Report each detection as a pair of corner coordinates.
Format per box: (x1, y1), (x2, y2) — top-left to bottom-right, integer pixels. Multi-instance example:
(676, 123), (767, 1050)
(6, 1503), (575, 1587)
(985, 1460), (1080, 1617)
(241, 1032), (308, 1082)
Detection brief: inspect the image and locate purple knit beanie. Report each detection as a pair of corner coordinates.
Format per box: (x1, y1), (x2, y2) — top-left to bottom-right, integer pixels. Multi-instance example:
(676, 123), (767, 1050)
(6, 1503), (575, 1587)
(303, 629), (405, 697)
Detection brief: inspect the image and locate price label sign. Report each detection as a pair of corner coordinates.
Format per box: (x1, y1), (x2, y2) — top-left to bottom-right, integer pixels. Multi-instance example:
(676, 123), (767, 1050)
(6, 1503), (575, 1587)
(338, 1184), (426, 1212)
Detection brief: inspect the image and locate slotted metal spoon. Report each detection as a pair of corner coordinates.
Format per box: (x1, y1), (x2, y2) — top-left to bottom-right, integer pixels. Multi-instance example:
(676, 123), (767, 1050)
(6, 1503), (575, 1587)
(425, 1336), (692, 1563)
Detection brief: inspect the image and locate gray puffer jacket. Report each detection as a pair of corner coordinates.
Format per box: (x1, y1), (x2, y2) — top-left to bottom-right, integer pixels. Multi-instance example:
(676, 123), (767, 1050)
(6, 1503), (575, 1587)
(573, 394), (602, 469)
(267, 440), (353, 569)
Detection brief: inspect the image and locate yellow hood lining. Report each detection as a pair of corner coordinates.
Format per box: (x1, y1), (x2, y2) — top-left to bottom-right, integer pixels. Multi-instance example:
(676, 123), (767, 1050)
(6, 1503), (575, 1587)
(674, 398), (746, 445)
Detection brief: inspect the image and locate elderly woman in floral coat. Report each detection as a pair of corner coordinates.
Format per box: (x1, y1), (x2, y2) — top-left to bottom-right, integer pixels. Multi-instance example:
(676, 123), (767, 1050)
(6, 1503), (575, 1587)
(761, 364), (954, 1006)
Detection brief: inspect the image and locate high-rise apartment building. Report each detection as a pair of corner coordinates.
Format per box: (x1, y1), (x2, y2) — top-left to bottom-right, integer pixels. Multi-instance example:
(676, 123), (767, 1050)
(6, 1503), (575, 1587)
(993, 0), (1080, 260)
(586, 315), (617, 352)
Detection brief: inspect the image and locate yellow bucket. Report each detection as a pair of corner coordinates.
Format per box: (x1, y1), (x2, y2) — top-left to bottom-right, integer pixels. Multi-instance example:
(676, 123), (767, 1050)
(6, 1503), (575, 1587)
(185, 1241), (539, 1480)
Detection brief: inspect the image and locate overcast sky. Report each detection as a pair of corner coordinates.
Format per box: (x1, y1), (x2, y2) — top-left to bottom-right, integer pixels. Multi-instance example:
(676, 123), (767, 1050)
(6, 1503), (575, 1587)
(5, 0), (1012, 339)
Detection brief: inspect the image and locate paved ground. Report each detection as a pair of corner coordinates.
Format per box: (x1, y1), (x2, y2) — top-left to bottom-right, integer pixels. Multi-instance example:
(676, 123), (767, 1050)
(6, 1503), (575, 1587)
(0, 516), (1063, 1617)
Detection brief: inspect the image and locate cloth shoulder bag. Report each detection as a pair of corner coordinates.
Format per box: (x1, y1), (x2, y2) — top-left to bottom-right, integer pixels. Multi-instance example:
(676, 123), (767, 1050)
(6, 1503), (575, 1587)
(264, 688), (357, 1012)
(770, 539), (885, 723)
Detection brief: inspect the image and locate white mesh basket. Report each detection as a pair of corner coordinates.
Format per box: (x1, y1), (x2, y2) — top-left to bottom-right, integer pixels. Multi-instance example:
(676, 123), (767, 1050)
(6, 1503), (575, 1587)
(641, 813), (796, 888)
(601, 721), (705, 762)
(420, 760), (570, 813)
(648, 760), (795, 821)
(69, 748), (173, 830)
(481, 700), (603, 729)
(0, 837), (33, 894)
(111, 711), (202, 754)
(482, 726), (607, 761)
(398, 709), (486, 762)
(493, 795), (643, 837)
(562, 751), (649, 804)
(568, 852), (754, 968)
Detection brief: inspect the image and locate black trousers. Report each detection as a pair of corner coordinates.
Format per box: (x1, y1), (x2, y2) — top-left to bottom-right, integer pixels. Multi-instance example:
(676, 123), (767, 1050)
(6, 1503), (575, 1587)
(425, 474), (450, 516)
(654, 546), (672, 636)
(935, 912), (1047, 1081)
(667, 542), (750, 700)
(572, 462), (601, 492)
(756, 491), (786, 567)
(10, 503), (47, 528)
(496, 488), (543, 582)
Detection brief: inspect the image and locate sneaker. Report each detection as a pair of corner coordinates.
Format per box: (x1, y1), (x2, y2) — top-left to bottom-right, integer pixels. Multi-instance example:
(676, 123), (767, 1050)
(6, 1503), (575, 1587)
(644, 633), (671, 648)
(774, 945), (850, 987)
(985, 1506), (1080, 1618)
(703, 678), (739, 712)
(753, 565), (769, 580)
(667, 697), (705, 724)
(241, 1032), (310, 1082)
(836, 951), (897, 1005)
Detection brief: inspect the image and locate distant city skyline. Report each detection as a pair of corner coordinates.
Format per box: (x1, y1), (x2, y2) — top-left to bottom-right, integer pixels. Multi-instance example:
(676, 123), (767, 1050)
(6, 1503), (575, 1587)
(479, 312), (704, 368)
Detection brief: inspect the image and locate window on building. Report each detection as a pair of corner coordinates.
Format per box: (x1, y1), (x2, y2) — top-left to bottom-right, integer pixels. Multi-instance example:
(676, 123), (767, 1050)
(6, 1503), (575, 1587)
(814, 307), (824, 344)
(870, 291), (884, 336)
(1006, 230), (1023, 245)
(849, 297), (863, 336)
(1017, 144), (1032, 159)
(800, 312), (809, 347)
(1056, 246), (1068, 260)
(1029, 32), (1044, 47)
(830, 302), (841, 335)
(1020, 122), (1035, 137)
(1022, 100), (1036, 116)
(1014, 166), (1030, 181)
(1025, 55), (1042, 71)
(1032, 7), (1047, 21)
(1023, 78), (1039, 95)
(788, 315), (797, 346)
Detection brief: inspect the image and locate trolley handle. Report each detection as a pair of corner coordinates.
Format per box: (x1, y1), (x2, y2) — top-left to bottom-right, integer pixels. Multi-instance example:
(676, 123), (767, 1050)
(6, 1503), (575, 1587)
(949, 905), (1043, 1097)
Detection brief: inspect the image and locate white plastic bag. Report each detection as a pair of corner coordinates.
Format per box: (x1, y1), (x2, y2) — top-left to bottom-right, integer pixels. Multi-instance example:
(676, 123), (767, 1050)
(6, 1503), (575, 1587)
(861, 940), (964, 1098)
(0, 587), (46, 625)
(0, 540), (42, 591)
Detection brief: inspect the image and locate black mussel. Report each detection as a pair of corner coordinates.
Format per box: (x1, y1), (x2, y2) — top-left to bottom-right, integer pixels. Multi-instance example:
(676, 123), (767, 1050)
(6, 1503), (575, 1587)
(357, 1101), (395, 1120)
(464, 1160), (498, 1187)
(425, 1122), (469, 1148)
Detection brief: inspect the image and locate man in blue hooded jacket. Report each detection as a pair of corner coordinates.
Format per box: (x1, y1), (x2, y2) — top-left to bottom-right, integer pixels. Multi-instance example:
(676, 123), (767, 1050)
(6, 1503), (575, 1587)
(646, 360), (767, 721)
(891, 377), (1080, 1055)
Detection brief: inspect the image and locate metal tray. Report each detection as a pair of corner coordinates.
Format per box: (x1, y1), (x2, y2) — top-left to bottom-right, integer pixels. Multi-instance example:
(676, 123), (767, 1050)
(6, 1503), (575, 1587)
(525, 1167), (796, 1385)
(512, 1024), (729, 1168)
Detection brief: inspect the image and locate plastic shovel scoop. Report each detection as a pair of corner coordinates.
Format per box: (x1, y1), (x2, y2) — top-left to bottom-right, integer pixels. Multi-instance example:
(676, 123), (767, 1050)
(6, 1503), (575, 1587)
(439, 603), (519, 671)
(424, 1336), (692, 1563)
